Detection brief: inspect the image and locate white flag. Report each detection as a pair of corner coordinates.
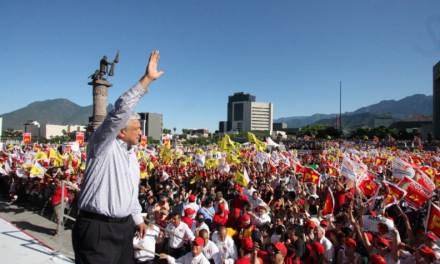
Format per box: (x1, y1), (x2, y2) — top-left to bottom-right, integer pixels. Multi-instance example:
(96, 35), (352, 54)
(392, 157), (415, 179)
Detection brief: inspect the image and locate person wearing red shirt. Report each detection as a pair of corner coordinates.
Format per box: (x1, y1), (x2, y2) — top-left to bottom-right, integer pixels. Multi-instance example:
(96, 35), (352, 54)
(213, 203), (229, 227)
(231, 188), (249, 210)
(182, 208), (195, 228)
(225, 208), (242, 230)
(51, 180), (68, 239)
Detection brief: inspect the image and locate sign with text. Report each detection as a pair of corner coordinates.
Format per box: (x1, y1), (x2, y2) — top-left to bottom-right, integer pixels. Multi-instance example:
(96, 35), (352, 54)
(361, 215), (395, 239)
(140, 135), (147, 147)
(76, 132), (84, 146)
(23, 133), (31, 144)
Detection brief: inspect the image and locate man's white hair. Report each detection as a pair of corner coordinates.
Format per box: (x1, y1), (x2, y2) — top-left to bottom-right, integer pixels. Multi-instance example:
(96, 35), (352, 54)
(122, 112), (141, 131)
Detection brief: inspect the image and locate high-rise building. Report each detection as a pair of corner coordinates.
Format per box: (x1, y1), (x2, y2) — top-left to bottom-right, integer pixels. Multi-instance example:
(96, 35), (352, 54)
(434, 60), (440, 138)
(219, 92), (273, 134)
(138, 112), (163, 141)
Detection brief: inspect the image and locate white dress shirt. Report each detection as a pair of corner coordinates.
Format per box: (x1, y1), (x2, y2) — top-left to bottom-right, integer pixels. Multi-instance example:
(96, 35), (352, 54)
(191, 221), (210, 236)
(251, 213), (271, 228)
(133, 225), (160, 261)
(316, 236), (334, 264)
(78, 83), (147, 225)
(182, 202), (200, 219)
(212, 234), (238, 264)
(166, 222), (195, 249)
(243, 187), (257, 200)
(249, 197), (263, 212)
(167, 252), (210, 264)
(203, 240), (223, 264)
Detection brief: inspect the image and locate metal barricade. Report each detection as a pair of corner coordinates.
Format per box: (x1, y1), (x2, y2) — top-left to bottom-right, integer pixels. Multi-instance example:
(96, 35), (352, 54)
(52, 181), (80, 261)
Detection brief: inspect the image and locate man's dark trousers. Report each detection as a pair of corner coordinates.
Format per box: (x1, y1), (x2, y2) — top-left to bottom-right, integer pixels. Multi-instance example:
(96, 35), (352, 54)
(72, 213), (135, 264)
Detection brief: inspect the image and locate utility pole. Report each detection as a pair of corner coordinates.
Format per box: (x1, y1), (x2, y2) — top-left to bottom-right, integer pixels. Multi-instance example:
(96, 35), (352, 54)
(340, 81), (342, 136)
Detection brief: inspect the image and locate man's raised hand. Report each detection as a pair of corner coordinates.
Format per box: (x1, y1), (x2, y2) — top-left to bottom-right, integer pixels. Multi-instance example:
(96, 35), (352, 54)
(146, 51), (164, 81)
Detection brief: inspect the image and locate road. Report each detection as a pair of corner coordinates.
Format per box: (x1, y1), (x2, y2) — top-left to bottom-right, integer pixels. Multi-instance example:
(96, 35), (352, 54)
(0, 198), (74, 260)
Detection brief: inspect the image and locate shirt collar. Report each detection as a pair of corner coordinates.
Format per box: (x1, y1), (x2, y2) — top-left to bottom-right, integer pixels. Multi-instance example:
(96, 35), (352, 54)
(116, 138), (133, 152)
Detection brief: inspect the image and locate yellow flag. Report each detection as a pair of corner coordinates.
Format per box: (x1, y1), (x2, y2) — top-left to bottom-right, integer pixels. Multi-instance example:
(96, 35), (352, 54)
(140, 171), (147, 179)
(35, 151), (47, 161)
(137, 151), (143, 158)
(80, 164), (86, 170)
(234, 171), (248, 186)
(220, 134), (235, 152)
(148, 162), (154, 170)
(23, 164), (33, 171)
(226, 153), (241, 164)
(205, 159), (219, 168)
(190, 174), (202, 184)
(30, 165), (44, 175)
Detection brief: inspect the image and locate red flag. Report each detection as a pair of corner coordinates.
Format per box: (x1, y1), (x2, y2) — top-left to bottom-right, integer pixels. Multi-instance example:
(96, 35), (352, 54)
(373, 136), (379, 142)
(388, 182), (407, 201)
(390, 137), (395, 142)
(23, 133), (31, 144)
(304, 167), (320, 185)
(420, 166), (435, 180)
(140, 135), (147, 147)
(295, 163), (305, 174)
(414, 136), (421, 142)
(76, 132), (84, 146)
(398, 177), (433, 208)
(304, 135), (310, 140)
(312, 135), (316, 139)
(33, 145), (41, 152)
(357, 171), (379, 197)
(328, 166), (339, 177)
(426, 202), (440, 238)
(434, 174), (440, 189)
(375, 156), (387, 166)
(322, 188), (334, 216)
(419, 144), (423, 151)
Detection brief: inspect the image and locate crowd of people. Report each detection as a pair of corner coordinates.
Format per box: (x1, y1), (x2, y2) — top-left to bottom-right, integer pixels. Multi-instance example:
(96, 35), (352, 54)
(1, 137), (439, 264)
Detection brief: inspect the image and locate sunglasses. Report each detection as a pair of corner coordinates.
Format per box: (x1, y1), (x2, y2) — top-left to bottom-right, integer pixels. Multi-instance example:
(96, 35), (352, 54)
(377, 243), (388, 248)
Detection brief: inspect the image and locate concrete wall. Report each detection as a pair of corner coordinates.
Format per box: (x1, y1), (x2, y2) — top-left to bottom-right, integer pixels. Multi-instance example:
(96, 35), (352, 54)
(406, 113), (433, 122)
(147, 113), (163, 141)
(23, 124), (40, 138)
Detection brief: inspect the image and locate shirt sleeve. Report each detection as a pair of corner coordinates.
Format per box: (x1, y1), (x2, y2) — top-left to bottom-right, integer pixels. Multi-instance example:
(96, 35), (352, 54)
(90, 82), (148, 157)
(185, 223), (196, 241)
(132, 195), (144, 225)
(211, 244), (223, 264)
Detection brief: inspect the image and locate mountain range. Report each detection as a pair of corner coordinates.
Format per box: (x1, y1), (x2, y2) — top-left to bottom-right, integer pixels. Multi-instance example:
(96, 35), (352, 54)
(0, 94), (433, 131)
(0, 99), (113, 130)
(274, 94), (433, 128)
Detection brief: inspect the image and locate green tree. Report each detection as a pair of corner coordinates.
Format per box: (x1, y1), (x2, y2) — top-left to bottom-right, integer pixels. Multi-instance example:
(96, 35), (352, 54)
(163, 128), (171, 134)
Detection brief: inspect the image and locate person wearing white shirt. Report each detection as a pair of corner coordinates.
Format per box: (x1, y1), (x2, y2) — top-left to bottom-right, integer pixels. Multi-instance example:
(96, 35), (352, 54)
(191, 214), (210, 236)
(166, 213), (196, 258)
(182, 195), (200, 220)
(249, 191), (263, 212)
(314, 226), (334, 264)
(160, 237), (210, 264)
(249, 203), (271, 228)
(133, 218), (162, 264)
(243, 181), (257, 201)
(212, 227), (238, 264)
(214, 192), (229, 213)
(200, 229), (223, 264)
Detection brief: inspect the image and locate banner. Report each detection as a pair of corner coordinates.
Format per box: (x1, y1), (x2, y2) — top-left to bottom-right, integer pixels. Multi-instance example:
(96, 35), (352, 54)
(398, 176), (433, 208)
(388, 182), (407, 201)
(435, 174), (440, 189)
(140, 135), (147, 147)
(415, 170), (436, 193)
(321, 188), (334, 216)
(361, 215), (395, 239)
(234, 171), (248, 187)
(420, 166), (436, 181)
(392, 157), (415, 179)
(76, 132), (84, 146)
(23, 133), (31, 144)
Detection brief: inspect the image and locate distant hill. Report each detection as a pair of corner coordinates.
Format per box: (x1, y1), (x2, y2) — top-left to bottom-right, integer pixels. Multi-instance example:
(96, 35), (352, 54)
(0, 99), (113, 130)
(274, 94), (432, 128)
(313, 113), (382, 127)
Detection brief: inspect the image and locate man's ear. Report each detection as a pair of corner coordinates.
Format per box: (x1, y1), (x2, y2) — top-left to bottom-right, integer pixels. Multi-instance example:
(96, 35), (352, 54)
(117, 129), (126, 139)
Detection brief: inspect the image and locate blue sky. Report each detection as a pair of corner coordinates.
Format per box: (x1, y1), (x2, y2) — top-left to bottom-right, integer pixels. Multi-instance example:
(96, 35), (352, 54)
(1, 1), (440, 133)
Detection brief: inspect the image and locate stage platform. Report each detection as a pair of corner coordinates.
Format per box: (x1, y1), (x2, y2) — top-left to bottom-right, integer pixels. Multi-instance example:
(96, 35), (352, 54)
(0, 217), (74, 264)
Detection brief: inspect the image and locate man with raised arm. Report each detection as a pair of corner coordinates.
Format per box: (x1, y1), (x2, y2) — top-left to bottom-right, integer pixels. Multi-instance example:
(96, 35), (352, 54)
(72, 51), (164, 264)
